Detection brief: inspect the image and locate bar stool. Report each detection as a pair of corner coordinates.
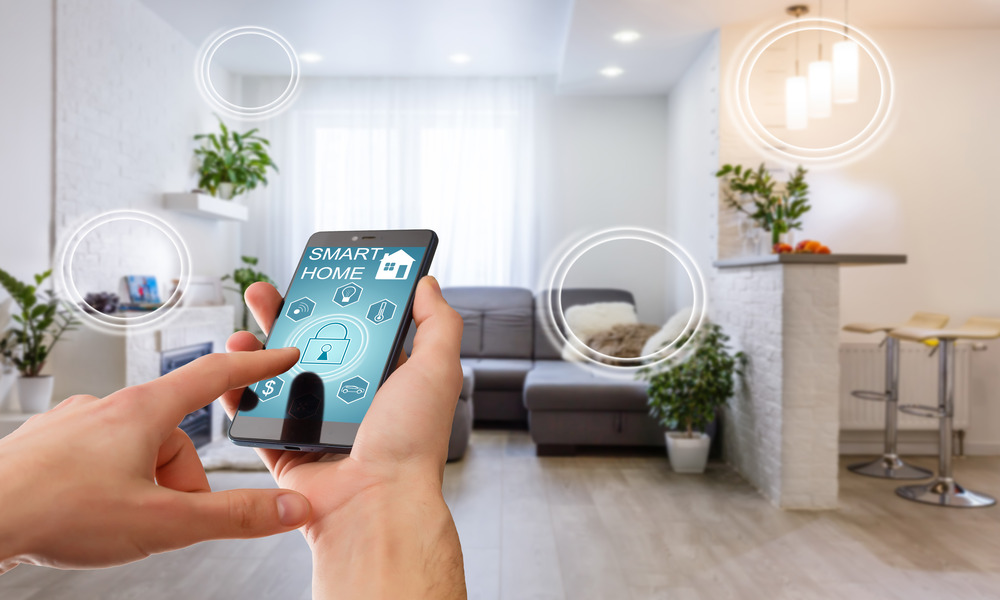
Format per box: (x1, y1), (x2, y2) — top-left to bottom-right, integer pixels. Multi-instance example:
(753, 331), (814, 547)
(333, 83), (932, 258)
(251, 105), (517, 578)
(843, 312), (949, 479)
(889, 317), (1000, 508)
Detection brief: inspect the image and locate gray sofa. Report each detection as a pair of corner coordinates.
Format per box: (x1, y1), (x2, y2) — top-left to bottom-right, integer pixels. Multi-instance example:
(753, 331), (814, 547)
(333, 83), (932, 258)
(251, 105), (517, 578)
(447, 365), (474, 461)
(442, 286), (664, 456)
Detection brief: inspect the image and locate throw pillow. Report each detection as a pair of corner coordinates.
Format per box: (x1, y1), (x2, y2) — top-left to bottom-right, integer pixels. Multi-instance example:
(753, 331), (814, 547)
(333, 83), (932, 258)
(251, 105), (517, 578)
(561, 301), (639, 361)
(640, 306), (694, 358)
(586, 323), (661, 360)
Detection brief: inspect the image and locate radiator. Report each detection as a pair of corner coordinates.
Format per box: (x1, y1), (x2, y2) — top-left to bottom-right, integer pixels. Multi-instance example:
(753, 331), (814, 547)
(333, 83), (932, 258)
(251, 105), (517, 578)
(839, 343), (970, 431)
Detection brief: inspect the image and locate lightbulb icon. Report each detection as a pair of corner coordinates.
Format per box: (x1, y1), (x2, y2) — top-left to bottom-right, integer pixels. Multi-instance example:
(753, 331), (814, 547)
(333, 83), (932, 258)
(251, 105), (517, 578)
(334, 283), (363, 307)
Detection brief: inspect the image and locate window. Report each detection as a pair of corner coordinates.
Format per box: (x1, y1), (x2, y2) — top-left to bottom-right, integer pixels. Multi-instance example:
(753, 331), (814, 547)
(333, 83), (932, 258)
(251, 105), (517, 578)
(303, 80), (536, 287)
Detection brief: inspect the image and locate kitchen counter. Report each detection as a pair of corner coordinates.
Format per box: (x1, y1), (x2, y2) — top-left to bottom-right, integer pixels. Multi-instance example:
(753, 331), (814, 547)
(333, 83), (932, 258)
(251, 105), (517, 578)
(711, 253), (907, 509)
(714, 253), (906, 268)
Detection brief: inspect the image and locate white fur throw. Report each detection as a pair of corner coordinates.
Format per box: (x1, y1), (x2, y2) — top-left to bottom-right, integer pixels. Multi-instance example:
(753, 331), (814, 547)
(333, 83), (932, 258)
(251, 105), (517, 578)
(561, 302), (638, 361)
(640, 306), (694, 358)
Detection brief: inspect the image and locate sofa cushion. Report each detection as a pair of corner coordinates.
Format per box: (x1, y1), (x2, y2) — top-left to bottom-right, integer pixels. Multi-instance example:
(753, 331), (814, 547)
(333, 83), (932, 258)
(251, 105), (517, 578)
(444, 287), (534, 359)
(464, 358), (533, 390)
(460, 364), (475, 400)
(452, 308), (485, 357)
(534, 289), (638, 360)
(524, 360), (649, 412)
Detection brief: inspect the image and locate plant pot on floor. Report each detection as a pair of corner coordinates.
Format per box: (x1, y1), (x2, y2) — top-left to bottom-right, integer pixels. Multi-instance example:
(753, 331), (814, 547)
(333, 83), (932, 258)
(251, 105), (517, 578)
(17, 375), (54, 413)
(665, 432), (711, 474)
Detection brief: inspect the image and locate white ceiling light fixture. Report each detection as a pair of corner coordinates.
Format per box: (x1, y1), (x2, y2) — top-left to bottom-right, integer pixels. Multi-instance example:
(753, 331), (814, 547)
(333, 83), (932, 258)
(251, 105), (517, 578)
(807, 1), (832, 118)
(785, 5), (809, 130)
(449, 53), (472, 64)
(299, 52), (322, 63)
(600, 66), (624, 78)
(612, 30), (641, 44)
(833, 0), (859, 103)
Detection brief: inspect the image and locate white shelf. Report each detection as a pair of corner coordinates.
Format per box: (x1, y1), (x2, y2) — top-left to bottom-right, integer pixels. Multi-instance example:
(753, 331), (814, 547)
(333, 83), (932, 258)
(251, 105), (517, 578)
(164, 193), (248, 222)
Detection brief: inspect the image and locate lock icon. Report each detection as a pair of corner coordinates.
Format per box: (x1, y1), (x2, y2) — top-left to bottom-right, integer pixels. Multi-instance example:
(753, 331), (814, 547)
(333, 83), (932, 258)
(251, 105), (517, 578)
(301, 322), (351, 366)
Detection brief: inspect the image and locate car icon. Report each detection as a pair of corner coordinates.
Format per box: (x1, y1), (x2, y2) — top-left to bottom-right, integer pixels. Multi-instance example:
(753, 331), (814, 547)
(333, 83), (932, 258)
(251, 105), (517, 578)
(340, 384), (365, 395)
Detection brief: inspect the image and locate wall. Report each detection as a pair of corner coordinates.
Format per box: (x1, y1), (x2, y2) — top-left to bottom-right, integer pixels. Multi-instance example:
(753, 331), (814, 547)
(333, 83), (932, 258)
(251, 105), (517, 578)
(49, 0), (241, 400)
(537, 86), (672, 325)
(664, 32), (721, 312)
(0, 0), (53, 281)
(718, 24), (1000, 454)
(0, 0), (55, 405)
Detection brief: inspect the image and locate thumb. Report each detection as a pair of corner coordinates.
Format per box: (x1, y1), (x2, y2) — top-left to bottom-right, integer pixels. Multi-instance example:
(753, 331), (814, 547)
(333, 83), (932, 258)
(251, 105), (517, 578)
(151, 488), (311, 548)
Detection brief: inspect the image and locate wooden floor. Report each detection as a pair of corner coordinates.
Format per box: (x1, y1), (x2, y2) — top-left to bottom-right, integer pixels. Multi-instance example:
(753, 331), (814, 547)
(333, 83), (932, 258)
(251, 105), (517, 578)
(4, 430), (1000, 599)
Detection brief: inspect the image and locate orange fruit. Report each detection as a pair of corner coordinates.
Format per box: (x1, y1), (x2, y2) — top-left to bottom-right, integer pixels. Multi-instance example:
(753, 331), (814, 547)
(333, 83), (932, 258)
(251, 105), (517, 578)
(804, 240), (822, 253)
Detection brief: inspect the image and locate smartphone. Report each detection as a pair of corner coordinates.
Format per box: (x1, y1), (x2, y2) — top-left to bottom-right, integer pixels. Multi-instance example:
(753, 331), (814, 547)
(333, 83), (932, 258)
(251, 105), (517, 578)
(229, 229), (437, 452)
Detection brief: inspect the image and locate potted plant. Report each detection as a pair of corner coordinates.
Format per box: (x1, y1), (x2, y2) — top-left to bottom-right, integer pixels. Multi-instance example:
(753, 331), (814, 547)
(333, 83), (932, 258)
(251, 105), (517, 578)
(193, 118), (278, 200)
(0, 268), (78, 413)
(639, 322), (745, 473)
(222, 256), (274, 333)
(716, 163), (811, 250)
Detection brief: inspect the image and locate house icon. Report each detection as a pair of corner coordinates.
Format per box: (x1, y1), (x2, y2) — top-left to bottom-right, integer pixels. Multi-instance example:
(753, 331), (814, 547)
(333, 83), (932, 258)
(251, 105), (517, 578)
(375, 249), (416, 280)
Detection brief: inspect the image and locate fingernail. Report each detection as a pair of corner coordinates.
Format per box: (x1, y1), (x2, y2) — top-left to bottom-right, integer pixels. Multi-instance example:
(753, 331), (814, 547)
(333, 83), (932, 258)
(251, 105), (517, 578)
(276, 493), (309, 526)
(425, 275), (441, 294)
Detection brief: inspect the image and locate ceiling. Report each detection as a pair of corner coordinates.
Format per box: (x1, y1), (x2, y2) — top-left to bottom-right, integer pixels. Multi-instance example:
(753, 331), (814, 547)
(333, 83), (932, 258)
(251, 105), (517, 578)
(139, 0), (1000, 95)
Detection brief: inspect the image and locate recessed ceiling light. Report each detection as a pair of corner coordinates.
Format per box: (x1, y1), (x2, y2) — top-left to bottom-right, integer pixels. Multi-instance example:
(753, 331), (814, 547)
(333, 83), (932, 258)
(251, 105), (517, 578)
(449, 53), (471, 64)
(600, 66), (624, 78)
(612, 30), (642, 44)
(299, 53), (322, 63)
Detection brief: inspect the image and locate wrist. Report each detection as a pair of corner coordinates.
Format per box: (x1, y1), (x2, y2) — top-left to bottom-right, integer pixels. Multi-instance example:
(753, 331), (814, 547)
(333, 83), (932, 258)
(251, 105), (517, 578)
(307, 481), (464, 599)
(0, 443), (34, 567)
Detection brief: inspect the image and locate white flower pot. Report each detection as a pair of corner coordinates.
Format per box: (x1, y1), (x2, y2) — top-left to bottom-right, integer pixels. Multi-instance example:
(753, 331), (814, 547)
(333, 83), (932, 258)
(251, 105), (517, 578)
(217, 182), (235, 200)
(665, 432), (711, 474)
(17, 375), (54, 413)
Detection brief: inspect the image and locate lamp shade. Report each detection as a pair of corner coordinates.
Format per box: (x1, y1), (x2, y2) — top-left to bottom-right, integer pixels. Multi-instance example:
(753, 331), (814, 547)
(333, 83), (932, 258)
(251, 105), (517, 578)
(808, 60), (832, 118)
(785, 76), (809, 130)
(833, 40), (859, 104)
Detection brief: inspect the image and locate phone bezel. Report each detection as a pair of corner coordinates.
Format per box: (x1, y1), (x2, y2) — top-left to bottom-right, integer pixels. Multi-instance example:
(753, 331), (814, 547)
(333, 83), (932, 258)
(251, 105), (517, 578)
(228, 229), (438, 453)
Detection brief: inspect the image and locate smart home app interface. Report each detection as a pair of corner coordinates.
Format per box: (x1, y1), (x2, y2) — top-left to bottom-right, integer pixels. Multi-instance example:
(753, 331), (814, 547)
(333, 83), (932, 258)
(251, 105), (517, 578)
(242, 246), (425, 424)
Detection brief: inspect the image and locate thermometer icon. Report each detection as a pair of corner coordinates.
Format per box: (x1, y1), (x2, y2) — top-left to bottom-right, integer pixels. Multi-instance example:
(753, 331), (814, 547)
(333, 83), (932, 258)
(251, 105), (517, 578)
(374, 301), (387, 322)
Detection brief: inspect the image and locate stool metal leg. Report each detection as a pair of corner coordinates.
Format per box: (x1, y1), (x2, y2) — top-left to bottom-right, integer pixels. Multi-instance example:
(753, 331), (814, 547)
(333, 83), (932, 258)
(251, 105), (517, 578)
(896, 340), (996, 507)
(849, 337), (933, 479)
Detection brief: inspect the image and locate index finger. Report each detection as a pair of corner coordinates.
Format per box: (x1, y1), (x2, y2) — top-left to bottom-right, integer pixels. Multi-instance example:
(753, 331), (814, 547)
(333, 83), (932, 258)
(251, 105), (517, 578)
(111, 347), (299, 430)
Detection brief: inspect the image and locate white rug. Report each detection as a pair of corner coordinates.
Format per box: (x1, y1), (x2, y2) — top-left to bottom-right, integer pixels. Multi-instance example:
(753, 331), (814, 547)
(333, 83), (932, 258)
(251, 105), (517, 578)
(198, 439), (268, 471)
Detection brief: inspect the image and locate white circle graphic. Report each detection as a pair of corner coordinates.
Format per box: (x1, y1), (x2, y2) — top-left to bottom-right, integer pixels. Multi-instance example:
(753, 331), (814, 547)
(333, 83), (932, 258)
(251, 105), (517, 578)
(55, 210), (192, 334)
(732, 18), (894, 163)
(195, 26), (301, 120)
(537, 227), (708, 377)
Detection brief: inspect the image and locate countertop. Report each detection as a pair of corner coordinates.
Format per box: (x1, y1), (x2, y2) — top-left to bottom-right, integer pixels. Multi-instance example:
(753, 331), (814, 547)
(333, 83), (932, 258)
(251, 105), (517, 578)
(714, 254), (907, 269)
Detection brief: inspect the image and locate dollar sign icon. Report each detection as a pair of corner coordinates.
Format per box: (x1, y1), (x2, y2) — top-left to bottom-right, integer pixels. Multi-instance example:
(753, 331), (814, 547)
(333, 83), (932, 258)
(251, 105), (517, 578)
(264, 380), (276, 396)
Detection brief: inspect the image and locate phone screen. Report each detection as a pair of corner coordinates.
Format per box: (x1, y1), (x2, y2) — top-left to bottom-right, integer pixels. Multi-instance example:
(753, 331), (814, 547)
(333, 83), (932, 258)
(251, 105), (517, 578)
(230, 231), (435, 451)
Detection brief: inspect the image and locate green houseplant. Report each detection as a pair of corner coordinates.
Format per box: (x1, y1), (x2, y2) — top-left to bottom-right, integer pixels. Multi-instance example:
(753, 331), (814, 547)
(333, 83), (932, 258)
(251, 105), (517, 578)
(716, 163), (810, 249)
(639, 322), (745, 473)
(0, 268), (77, 412)
(222, 256), (274, 331)
(193, 119), (278, 199)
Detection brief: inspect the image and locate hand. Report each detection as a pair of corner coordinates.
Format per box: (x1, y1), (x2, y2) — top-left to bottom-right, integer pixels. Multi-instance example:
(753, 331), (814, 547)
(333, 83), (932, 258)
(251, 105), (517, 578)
(223, 276), (466, 599)
(0, 347), (311, 573)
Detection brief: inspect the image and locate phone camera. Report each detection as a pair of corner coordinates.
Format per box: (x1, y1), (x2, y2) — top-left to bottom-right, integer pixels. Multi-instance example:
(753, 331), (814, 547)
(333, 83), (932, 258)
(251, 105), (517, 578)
(351, 236), (359, 241)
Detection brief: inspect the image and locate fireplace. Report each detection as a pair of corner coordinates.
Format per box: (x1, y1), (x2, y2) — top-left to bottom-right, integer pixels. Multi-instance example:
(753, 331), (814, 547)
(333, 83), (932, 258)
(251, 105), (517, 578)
(161, 342), (214, 448)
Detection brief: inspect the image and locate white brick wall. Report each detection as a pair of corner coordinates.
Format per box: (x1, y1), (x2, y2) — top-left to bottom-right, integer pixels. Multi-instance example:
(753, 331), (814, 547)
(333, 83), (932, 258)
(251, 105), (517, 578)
(54, 0), (239, 291)
(51, 0), (243, 401)
(713, 264), (840, 509)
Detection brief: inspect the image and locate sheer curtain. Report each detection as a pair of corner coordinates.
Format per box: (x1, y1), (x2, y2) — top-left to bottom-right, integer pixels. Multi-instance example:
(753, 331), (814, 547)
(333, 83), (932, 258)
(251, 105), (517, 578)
(242, 78), (537, 289)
